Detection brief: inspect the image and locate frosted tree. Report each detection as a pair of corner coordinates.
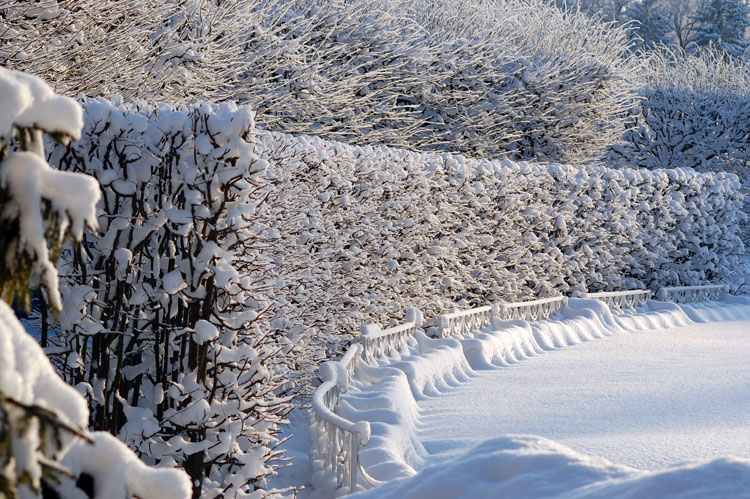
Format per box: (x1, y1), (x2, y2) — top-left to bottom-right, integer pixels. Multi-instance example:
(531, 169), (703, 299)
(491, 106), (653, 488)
(0, 0), (255, 102)
(625, 0), (673, 51)
(2, 0), (642, 165)
(546, 0), (630, 22)
(687, 0), (750, 58)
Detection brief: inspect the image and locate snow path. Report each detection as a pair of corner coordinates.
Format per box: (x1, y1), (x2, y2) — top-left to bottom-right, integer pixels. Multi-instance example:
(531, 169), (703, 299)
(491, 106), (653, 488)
(417, 320), (750, 472)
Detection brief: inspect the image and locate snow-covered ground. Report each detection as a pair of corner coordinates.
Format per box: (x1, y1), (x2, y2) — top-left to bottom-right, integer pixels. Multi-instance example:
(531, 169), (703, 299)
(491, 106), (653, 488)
(295, 298), (750, 498)
(418, 319), (750, 471)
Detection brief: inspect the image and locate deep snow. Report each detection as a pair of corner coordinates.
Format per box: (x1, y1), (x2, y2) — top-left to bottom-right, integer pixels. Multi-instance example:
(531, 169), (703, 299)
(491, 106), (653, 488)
(303, 298), (750, 498)
(417, 319), (750, 471)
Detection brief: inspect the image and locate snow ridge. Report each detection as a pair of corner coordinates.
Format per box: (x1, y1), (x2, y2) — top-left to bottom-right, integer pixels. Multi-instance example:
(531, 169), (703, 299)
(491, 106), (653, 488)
(314, 297), (750, 497)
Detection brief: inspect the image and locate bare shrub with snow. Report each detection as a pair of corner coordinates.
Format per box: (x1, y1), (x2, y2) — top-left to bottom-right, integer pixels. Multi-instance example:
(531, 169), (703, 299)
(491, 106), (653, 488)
(2, 0), (640, 164)
(0, 67), (190, 499)
(608, 48), (750, 247)
(48, 98), (291, 497)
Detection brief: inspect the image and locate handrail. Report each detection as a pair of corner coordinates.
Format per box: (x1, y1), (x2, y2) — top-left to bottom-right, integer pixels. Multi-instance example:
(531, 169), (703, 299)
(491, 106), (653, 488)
(310, 343), (383, 493)
(311, 284), (731, 495)
(657, 284), (727, 303)
(360, 316), (420, 362)
(496, 296), (566, 322)
(585, 289), (651, 311)
(436, 305), (493, 338)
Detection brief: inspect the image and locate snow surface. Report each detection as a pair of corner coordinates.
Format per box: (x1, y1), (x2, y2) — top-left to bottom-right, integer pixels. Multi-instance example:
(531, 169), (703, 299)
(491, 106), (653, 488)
(311, 298), (750, 498)
(417, 319), (750, 471)
(0, 299), (192, 499)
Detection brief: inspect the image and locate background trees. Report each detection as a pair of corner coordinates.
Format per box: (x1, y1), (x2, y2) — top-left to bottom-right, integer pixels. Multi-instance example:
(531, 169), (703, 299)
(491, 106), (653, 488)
(687, 0), (750, 58)
(626, 0), (672, 51)
(0, 0), (642, 165)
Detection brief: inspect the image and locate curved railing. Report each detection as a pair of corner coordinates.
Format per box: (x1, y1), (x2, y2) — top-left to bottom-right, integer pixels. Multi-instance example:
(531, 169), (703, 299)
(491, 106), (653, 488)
(311, 283), (731, 495)
(657, 284), (728, 303)
(585, 290), (652, 311)
(436, 305), (493, 338)
(496, 296), (566, 322)
(311, 343), (383, 493)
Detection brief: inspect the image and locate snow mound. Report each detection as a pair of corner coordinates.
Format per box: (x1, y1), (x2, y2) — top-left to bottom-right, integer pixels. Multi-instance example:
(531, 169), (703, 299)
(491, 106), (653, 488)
(0, 298), (88, 429)
(327, 299), (750, 496)
(59, 432), (192, 499)
(350, 435), (750, 499)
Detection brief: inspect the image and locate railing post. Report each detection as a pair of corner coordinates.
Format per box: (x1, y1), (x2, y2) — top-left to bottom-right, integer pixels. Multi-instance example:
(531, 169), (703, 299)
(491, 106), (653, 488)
(350, 433), (359, 493)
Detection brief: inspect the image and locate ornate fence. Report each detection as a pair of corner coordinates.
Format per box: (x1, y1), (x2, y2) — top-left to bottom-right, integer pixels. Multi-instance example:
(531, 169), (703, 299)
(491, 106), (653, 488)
(436, 305), (493, 338)
(311, 343), (382, 493)
(585, 290), (652, 311)
(657, 284), (728, 303)
(496, 296), (567, 322)
(311, 283), (730, 495)
(360, 321), (418, 363)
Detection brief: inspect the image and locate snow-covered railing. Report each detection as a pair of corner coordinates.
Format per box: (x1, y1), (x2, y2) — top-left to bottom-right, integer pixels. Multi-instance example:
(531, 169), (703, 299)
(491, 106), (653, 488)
(311, 280), (740, 495)
(585, 290), (652, 311)
(495, 296), (567, 322)
(311, 343), (382, 493)
(657, 284), (728, 303)
(436, 305), (493, 338)
(360, 321), (418, 363)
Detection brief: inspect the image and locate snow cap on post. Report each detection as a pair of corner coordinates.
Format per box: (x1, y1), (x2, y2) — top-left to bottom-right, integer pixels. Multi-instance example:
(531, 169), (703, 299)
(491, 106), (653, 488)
(406, 308), (423, 328)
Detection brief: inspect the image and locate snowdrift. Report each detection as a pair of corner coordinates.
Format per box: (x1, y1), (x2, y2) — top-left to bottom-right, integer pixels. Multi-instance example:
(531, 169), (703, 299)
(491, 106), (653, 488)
(323, 299), (750, 497)
(350, 435), (750, 499)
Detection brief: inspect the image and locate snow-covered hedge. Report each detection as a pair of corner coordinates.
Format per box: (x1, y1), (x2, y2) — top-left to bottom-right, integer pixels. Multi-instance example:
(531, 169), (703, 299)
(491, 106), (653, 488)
(0, 68), (190, 499)
(48, 98), (290, 497)
(607, 49), (750, 246)
(257, 131), (745, 354)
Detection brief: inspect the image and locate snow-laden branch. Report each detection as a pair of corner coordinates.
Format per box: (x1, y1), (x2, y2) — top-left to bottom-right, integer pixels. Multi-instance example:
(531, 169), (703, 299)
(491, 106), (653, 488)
(1, 0), (641, 164)
(0, 66), (98, 311)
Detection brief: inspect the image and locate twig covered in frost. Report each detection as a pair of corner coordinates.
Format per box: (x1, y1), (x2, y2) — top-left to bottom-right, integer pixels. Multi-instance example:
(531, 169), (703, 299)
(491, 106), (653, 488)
(2, 0), (641, 164)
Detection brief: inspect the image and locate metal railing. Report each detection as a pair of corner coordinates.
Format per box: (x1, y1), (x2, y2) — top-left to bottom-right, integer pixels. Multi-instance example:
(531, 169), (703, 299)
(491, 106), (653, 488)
(585, 289), (652, 311)
(496, 296), (566, 322)
(311, 283), (730, 495)
(657, 284), (728, 303)
(436, 305), (492, 338)
(311, 343), (382, 493)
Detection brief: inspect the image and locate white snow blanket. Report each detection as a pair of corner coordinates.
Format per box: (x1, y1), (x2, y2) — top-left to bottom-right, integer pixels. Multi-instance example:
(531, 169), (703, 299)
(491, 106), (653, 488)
(325, 298), (750, 498)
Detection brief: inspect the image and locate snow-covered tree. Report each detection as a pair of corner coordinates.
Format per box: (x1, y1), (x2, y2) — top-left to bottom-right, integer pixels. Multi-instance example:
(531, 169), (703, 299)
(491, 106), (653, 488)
(0, 67), (190, 499)
(48, 98), (291, 497)
(687, 0), (750, 58)
(1, 0), (641, 165)
(625, 0), (673, 51)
